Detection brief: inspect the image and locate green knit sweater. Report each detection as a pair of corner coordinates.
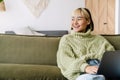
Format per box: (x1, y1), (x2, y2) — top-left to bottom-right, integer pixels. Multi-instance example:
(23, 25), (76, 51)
(57, 30), (115, 80)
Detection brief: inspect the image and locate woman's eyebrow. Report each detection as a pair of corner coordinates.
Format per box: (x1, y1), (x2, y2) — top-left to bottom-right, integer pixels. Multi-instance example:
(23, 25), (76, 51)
(77, 16), (84, 18)
(72, 16), (84, 18)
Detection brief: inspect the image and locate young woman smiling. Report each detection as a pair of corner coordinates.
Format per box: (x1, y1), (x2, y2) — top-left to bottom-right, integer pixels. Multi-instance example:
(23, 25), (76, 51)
(57, 8), (115, 80)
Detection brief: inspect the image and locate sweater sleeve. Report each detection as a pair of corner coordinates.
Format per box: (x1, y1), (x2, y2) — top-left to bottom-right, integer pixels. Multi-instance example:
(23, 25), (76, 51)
(57, 36), (88, 80)
(94, 36), (115, 60)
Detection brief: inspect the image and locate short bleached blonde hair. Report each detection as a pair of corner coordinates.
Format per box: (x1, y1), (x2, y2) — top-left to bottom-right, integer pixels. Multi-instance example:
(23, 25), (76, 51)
(71, 8), (94, 31)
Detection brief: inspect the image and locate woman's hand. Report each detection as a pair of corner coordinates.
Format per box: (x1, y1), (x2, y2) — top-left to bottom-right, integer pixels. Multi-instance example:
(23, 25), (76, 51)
(85, 65), (99, 74)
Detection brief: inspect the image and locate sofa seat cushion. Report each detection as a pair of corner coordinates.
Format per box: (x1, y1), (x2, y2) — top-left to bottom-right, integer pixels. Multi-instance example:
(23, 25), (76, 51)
(0, 63), (67, 80)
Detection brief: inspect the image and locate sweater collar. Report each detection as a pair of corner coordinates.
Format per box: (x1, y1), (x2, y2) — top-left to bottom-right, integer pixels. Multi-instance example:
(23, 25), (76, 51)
(71, 29), (92, 38)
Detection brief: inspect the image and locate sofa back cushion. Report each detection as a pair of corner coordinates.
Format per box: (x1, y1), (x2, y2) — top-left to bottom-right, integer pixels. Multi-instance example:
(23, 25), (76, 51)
(103, 35), (120, 50)
(0, 34), (120, 66)
(0, 34), (60, 65)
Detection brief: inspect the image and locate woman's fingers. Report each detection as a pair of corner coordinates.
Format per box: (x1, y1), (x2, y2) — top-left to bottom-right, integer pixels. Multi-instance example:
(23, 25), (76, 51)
(85, 66), (99, 74)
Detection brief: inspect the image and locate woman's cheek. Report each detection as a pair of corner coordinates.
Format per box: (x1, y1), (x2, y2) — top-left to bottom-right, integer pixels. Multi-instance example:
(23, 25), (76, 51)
(71, 23), (74, 27)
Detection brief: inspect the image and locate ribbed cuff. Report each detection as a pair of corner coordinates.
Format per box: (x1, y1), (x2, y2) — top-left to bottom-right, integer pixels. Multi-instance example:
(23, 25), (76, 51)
(80, 63), (89, 72)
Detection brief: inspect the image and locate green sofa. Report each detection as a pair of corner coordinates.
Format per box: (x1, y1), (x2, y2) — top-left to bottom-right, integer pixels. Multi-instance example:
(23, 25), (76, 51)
(0, 34), (120, 80)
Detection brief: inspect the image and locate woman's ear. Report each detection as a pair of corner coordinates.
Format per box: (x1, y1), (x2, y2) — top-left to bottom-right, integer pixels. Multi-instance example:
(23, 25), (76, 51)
(87, 20), (90, 25)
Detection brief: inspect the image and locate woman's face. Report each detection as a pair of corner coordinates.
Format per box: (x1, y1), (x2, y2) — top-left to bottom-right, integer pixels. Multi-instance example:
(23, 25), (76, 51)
(71, 11), (89, 32)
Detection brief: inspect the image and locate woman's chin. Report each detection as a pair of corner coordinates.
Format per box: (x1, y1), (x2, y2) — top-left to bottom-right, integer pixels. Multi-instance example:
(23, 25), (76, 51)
(73, 28), (80, 31)
(73, 29), (80, 32)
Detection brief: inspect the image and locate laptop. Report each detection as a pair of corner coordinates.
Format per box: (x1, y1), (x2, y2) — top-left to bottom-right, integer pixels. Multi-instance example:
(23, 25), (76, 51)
(97, 50), (120, 79)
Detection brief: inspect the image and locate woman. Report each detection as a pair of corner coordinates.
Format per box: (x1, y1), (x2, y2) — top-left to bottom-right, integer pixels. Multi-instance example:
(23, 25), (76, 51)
(57, 8), (115, 80)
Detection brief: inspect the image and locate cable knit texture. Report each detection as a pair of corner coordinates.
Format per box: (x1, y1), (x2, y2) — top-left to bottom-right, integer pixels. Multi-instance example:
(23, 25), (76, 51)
(57, 30), (115, 80)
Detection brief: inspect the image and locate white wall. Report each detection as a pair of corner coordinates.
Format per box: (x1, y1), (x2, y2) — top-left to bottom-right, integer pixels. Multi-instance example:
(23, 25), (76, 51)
(0, 0), (85, 35)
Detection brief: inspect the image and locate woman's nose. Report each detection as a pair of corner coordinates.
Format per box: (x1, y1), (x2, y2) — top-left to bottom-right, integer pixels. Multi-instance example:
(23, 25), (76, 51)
(74, 20), (78, 25)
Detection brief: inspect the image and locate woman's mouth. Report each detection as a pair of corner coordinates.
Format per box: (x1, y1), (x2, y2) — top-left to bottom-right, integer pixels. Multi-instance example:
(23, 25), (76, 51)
(73, 25), (80, 28)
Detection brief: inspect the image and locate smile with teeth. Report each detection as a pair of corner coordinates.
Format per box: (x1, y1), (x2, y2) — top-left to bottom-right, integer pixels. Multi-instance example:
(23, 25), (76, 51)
(74, 25), (80, 28)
